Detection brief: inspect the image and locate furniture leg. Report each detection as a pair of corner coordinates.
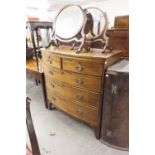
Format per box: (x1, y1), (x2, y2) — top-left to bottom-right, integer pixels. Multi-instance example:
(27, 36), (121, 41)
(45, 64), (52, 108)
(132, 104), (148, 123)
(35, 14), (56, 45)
(94, 125), (100, 139)
(35, 79), (38, 85)
(47, 100), (52, 110)
(40, 73), (48, 108)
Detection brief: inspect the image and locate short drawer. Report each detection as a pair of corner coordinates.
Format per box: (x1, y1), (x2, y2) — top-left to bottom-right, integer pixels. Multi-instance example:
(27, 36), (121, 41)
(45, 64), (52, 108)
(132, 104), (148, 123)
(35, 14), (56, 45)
(62, 58), (103, 76)
(42, 52), (61, 68)
(46, 79), (100, 108)
(48, 94), (98, 126)
(43, 65), (101, 92)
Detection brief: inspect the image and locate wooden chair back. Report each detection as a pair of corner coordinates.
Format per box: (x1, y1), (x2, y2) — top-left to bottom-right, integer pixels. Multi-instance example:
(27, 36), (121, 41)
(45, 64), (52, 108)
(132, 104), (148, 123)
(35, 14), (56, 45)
(26, 97), (41, 155)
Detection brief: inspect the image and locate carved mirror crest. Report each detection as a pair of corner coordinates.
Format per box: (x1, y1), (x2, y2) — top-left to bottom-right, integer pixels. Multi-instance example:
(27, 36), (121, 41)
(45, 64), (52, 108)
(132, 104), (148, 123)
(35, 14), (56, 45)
(51, 4), (109, 53)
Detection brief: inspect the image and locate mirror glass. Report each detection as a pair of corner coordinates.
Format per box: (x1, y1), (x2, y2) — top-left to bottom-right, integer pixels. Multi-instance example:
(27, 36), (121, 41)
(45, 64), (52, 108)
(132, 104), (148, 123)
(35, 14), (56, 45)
(55, 6), (84, 39)
(85, 8), (106, 39)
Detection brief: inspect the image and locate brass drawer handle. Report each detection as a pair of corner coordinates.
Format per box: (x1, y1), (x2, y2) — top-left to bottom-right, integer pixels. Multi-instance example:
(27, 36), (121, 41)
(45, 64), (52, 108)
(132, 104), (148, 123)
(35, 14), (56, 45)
(51, 96), (56, 101)
(51, 83), (55, 88)
(76, 94), (83, 100)
(55, 81), (65, 87)
(76, 64), (83, 71)
(48, 56), (52, 64)
(49, 71), (53, 75)
(60, 95), (67, 101)
(76, 78), (83, 85)
(76, 109), (83, 115)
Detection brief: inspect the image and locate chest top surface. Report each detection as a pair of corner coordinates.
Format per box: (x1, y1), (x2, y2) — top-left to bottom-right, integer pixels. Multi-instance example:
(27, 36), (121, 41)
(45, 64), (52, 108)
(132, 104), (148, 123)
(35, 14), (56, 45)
(42, 45), (122, 60)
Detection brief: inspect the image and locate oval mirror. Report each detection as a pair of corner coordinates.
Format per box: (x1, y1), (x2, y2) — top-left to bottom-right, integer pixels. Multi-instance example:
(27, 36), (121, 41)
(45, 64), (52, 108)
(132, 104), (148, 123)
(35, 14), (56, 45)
(55, 5), (85, 39)
(85, 7), (108, 40)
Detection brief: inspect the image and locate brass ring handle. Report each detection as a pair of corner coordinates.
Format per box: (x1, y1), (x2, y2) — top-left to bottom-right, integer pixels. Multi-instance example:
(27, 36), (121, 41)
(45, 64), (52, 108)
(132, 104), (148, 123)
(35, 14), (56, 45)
(60, 83), (64, 87)
(51, 83), (55, 88)
(76, 64), (83, 71)
(76, 109), (83, 115)
(48, 56), (52, 64)
(60, 95), (67, 101)
(52, 96), (56, 101)
(76, 78), (83, 85)
(49, 71), (53, 75)
(76, 94), (83, 100)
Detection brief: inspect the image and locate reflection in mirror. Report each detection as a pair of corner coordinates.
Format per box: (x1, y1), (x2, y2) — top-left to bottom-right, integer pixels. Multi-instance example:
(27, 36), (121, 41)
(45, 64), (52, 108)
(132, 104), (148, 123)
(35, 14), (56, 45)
(85, 7), (107, 40)
(55, 5), (84, 39)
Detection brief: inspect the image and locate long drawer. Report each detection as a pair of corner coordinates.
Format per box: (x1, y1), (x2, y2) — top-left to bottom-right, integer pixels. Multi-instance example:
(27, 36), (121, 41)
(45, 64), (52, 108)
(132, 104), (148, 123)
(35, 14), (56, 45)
(42, 52), (61, 69)
(45, 78), (100, 108)
(48, 93), (98, 126)
(62, 57), (103, 76)
(43, 65), (101, 92)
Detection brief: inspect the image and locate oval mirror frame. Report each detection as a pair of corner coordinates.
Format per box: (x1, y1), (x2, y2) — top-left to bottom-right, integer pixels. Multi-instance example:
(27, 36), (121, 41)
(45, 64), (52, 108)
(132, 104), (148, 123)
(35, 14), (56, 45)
(54, 4), (85, 40)
(83, 7), (109, 52)
(84, 7), (108, 40)
(54, 4), (86, 40)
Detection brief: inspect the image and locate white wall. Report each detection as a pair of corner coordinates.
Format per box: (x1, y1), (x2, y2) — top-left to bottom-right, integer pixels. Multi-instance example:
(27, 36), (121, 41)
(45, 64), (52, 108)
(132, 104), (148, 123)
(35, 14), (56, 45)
(26, 0), (128, 46)
(26, 8), (39, 19)
(26, 0), (128, 25)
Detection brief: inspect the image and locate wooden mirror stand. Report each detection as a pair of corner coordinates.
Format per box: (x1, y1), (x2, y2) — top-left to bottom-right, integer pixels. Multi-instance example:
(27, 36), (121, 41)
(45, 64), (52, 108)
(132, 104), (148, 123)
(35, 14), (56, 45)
(50, 4), (109, 53)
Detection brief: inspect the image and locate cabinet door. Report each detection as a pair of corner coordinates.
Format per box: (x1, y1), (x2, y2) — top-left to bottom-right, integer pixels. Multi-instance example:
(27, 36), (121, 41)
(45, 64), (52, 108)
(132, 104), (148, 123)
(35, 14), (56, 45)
(100, 72), (129, 149)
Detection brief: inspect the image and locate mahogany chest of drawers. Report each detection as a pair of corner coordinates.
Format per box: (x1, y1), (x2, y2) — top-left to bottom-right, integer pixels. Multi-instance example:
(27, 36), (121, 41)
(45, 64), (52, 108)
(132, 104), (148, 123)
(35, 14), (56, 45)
(42, 46), (122, 138)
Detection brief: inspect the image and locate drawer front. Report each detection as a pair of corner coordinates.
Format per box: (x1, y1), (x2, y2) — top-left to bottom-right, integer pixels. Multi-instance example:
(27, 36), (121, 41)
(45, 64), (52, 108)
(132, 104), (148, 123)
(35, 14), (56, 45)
(46, 79), (100, 108)
(48, 94), (98, 126)
(43, 65), (101, 92)
(62, 58), (103, 76)
(42, 53), (61, 68)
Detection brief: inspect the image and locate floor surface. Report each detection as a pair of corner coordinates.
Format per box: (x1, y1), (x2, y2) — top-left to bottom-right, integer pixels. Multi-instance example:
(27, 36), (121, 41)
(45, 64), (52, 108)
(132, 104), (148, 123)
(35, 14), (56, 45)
(26, 75), (129, 155)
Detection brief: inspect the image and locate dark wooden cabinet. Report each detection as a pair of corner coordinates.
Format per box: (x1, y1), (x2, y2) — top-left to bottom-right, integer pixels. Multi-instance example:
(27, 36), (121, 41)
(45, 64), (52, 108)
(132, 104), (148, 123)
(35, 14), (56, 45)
(107, 15), (129, 58)
(100, 60), (129, 150)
